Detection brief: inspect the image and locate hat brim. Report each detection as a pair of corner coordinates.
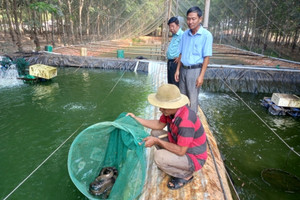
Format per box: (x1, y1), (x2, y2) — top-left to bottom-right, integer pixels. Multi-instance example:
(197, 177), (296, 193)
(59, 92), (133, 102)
(147, 93), (190, 109)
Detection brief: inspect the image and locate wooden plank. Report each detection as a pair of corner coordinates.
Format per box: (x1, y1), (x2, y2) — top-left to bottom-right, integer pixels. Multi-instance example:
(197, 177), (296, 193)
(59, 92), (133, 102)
(140, 106), (232, 199)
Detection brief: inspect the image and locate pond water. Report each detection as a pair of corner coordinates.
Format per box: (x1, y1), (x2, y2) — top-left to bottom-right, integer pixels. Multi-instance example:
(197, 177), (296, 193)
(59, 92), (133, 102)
(1, 67), (299, 200)
(199, 92), (300, 200)
(0, 68), (152, 199)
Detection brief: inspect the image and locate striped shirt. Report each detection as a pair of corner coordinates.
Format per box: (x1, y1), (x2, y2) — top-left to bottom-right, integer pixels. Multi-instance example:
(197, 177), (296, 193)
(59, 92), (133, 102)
(159, 105), (207, 171)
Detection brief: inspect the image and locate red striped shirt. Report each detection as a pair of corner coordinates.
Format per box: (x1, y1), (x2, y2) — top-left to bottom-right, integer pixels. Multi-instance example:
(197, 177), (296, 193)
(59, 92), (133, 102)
(160, 105), (207, 171)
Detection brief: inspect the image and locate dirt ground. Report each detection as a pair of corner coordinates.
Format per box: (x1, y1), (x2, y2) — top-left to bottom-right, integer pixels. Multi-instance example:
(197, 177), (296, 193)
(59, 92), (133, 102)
(1, 34), (299, 69)
(52, 38), (300, 69)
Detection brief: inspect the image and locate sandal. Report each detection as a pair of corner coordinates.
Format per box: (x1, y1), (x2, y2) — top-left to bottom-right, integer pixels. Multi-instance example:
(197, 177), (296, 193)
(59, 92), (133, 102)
(167, 176), (194, 190)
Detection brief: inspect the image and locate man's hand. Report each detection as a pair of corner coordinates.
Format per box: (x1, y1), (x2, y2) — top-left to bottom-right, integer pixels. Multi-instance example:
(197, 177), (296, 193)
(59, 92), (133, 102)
(196, 56), (209, 88)
(174, 57), (180, 64)
(174, 70), (180, 82)
(175, 54), (181, 82)
(196, 75), (204, 88)
(141, 136), (158, 148)
(126, 113), (136, 119)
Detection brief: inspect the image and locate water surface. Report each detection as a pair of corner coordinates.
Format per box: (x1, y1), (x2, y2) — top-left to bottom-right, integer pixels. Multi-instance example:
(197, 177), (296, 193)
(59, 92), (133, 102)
(199, 92), (300, 200)
(0, 68), (151, 199)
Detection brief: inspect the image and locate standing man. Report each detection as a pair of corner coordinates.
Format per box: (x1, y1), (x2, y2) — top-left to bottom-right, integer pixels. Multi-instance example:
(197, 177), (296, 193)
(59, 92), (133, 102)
(166, 17), (184, 87)
(127, 84), (207, 190)
(175, 6), (213, 113)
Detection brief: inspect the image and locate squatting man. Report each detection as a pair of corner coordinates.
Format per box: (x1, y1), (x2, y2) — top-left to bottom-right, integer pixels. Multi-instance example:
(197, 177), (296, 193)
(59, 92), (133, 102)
(127, 84), (207, 190)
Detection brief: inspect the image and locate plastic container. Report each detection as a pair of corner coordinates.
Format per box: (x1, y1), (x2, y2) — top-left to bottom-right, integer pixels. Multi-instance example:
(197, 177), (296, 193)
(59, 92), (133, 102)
(45, 45), (53, 52)
(29, 64), (57, 79)
(117, 50), (124, 58)
(80, 48), (87, 56)
(271, 93), (300, 108)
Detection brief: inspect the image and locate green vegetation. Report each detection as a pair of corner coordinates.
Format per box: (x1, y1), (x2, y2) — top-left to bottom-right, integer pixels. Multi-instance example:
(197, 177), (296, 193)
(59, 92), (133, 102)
(209, 0), (300, 60)
(0, 0), (299, 60)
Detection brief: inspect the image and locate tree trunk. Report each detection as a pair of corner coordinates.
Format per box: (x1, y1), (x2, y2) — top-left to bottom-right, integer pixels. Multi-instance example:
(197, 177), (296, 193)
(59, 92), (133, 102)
(51, 13), (55, 47)
(250, 7), (257, 51)
(244, 16), (250, 43)
(280, 35), (285, 45)
(274, 32), (279, 45)
(19, 7), (24, 34)
(58, 0), (66, 46)
(67, 0), (75, 44)
(232, 21), (237, 40)
(4, 0), (16, 45)
(262, 18), (270, 54)
(44, 13), (49, 44)
(219, 22), (224, 44)
(32, 10), (41, 51)
(12, 0), (23, 52)
(86, 0), (92, 38)
(243, 0), (250, 44)
(285, 34), (291, 47)
(278, 34), (282, 46)
(238, 20), (243, 42)
(79, 0), (84, 43)
(292, 26), (299, 52)
(97, 12), (101, 39)
(39, 13), (43, 34)
(1, 17), (6, 36)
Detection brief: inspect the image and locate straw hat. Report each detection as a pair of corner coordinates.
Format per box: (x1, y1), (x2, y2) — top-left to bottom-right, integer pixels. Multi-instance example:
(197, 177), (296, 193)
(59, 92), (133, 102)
(148, 84), (190, 109)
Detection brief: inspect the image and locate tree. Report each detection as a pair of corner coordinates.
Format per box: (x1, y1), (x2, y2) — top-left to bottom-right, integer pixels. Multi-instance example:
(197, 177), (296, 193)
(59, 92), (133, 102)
(4, 0), (16, 48)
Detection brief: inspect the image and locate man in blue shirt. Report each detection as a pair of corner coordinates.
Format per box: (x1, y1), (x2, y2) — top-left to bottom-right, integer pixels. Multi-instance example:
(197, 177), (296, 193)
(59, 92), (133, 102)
(175, 6), (213, 113)
(166, 17), (184, 87)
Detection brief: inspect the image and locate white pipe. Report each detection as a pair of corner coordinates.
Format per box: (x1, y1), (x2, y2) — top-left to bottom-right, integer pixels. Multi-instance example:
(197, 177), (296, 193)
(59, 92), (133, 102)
(134, 61), (139, 73)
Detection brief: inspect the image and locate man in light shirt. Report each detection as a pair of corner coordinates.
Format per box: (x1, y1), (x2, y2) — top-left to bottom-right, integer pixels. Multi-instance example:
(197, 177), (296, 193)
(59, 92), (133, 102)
(175, 6), (213, 113)
(166, 17), (184, 87)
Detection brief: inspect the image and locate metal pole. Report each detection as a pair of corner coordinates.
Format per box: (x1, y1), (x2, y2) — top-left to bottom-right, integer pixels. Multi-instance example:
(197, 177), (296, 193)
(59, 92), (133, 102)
(203, 0), (210, 28)
(176, 0), (179, 16)
(161, 0), (172, 60)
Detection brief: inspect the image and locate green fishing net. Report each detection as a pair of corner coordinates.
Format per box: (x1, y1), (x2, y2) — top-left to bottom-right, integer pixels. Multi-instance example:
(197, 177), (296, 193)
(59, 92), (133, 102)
(68, 113), (149, 200)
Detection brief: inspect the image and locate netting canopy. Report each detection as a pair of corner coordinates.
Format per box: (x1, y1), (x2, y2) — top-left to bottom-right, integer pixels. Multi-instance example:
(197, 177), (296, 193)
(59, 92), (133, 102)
(68, 113), (149, 200)
(1, 0), (299, 61)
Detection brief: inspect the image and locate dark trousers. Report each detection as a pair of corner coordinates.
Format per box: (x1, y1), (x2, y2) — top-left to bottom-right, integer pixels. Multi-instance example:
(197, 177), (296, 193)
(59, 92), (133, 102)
(167, 59), (179, 87)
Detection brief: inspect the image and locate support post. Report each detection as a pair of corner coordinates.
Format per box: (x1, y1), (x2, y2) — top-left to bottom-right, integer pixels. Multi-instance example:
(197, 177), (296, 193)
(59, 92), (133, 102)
(176, 0), (179, 16)
(203, 0), (211, 28)
(161, 0), (172, 60)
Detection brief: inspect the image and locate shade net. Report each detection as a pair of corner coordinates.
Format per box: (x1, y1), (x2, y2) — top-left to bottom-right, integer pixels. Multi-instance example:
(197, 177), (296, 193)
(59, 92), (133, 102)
(68, 113), (149, 200)
(202, 67), (300, 94)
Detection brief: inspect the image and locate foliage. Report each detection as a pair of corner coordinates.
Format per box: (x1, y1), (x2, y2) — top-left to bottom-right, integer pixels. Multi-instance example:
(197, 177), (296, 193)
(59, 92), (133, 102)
(0, 0), (299, 59)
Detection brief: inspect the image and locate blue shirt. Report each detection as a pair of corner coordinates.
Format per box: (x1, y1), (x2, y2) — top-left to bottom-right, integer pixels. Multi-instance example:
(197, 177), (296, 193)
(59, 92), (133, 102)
(167, 28), (184, 60)
(179, 26), (213, 66)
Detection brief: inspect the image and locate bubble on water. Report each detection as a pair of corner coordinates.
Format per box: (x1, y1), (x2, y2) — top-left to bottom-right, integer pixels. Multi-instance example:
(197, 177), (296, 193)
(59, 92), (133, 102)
(245, 139), (256, 145)
(63, 102), (96, 111)
(64, 103), (85, 110)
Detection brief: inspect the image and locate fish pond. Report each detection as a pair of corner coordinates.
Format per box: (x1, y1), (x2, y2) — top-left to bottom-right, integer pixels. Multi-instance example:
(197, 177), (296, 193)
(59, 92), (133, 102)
(0, 67), (299, 200)
(0, 68), (152, 199)
(199, 92), (300, 200)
